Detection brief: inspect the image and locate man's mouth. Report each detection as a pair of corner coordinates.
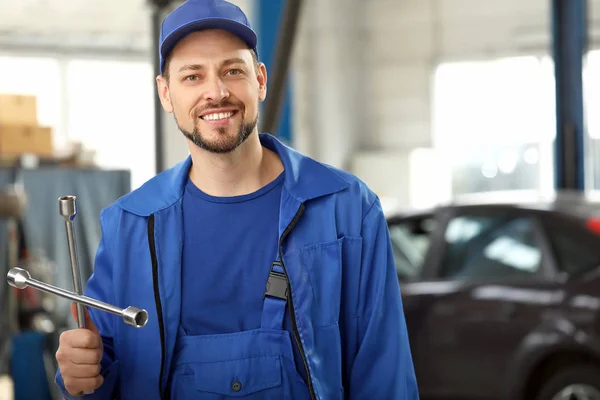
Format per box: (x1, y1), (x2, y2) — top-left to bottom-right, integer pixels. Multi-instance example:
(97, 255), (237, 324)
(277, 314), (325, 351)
(200, 110), (238, 121)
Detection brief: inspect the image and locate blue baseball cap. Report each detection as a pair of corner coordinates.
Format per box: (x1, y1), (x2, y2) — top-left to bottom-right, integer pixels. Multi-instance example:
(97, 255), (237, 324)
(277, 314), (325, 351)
(159, 0), (258, 74)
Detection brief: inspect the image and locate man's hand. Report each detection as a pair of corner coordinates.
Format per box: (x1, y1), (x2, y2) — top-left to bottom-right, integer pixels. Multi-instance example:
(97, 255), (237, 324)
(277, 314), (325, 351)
(55, 303), (104, 396)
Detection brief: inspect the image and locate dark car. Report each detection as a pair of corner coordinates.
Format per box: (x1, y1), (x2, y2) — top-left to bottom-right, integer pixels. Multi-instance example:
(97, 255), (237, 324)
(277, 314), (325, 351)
(387, 199), (600, 400)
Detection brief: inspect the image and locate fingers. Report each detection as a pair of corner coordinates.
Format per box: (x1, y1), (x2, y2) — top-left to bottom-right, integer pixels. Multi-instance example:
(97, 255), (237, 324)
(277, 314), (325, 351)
(70, 302), (100, 334)
(57, 346), (103, 365)
(63, 375), (104, 396)
(60, 362), (101, 379)
(60, 328), (103, 350)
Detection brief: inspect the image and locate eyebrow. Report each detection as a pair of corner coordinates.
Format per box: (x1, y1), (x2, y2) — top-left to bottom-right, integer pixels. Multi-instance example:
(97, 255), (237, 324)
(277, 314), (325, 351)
(177, 57), (248, 73)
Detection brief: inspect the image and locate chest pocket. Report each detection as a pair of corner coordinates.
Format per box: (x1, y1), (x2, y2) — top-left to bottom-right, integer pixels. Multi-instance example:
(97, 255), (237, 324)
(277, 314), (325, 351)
(298, 236), (361, 327)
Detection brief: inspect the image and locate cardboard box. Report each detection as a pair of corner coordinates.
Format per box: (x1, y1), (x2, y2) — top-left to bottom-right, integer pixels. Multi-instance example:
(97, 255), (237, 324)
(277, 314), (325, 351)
(0, 124), (53, 157)
(0, 94), (38, 124)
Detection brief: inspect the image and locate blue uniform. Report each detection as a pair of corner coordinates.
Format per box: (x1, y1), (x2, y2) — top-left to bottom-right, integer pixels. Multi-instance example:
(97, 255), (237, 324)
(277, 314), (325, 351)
(170, 173), (310, 397)
(55, 134), (419, 399)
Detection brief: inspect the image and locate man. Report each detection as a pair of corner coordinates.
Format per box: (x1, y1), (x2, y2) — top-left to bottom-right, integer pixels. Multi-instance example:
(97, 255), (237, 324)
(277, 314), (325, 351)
(54, 0), (419, 398)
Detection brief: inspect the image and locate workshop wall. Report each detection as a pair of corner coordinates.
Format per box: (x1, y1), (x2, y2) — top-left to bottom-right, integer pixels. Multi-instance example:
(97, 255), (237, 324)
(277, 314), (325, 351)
(6, 0), (593, 207)
(292, 0), (599, 210)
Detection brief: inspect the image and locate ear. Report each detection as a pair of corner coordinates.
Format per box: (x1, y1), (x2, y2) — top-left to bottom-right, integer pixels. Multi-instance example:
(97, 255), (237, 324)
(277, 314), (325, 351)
(256, 63), (267, 102)
(156, 75), (174, 113)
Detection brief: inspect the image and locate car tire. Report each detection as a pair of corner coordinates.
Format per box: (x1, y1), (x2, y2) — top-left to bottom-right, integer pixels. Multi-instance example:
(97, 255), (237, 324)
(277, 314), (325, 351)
(536, 365), (600, 400)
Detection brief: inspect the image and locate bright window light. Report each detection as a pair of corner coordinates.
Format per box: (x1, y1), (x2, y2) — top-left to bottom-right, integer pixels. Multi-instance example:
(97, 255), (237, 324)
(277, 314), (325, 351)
(0, 56), (62, 142)
(585, 50), (600, 138)
(66, 59), (156, 190)
(433, 56), (555, 150)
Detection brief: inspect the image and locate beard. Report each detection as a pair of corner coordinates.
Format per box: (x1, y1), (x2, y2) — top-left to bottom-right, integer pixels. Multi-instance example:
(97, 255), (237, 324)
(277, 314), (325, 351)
(174, 101), (258, 154)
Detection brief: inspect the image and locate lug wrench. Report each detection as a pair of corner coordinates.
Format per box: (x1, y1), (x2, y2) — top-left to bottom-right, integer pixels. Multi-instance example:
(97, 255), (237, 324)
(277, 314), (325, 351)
(5, 195), (148, 395)
(4, 195), (149, 327)
(7, 267), (148, 328)
(54, 195), (148, 327)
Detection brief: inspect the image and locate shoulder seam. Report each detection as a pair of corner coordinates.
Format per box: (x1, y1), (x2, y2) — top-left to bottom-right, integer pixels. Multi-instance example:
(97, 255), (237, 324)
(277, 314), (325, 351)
(361, 196), (380, 224)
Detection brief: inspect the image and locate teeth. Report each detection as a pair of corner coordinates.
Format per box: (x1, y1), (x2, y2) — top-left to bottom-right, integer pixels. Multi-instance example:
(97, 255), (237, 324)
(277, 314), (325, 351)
(202, 112), (234, 121)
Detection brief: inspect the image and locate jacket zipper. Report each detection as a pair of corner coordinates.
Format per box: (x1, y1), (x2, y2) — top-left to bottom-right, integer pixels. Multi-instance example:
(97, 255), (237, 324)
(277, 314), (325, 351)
(148, 214), (167, 400)
(278, 203), (316, 400)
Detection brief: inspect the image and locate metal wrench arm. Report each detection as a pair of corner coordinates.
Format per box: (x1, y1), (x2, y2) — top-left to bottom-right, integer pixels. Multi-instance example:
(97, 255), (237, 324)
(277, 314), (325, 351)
(7, 267), (148, 328)
(59, 196), (86, 329)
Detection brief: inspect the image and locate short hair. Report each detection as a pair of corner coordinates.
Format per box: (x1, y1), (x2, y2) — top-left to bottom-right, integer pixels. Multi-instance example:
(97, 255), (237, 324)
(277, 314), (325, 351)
(162, 49), (259, 84)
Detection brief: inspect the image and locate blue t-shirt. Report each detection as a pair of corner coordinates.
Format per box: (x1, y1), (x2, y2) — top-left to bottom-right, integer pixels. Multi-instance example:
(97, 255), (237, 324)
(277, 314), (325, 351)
(180, 172), (285, 335)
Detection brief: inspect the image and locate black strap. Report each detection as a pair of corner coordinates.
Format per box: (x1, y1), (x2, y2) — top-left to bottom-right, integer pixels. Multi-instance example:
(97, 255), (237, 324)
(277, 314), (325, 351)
(264, 261), (288, 301)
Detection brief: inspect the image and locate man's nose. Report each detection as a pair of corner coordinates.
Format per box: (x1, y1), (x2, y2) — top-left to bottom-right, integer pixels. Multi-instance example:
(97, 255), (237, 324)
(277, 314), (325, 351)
(202, 75), (229, 102)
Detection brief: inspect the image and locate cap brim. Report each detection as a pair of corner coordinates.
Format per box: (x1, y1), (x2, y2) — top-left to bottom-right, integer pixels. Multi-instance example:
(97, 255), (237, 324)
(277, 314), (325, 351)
(160, 18), (257, 61)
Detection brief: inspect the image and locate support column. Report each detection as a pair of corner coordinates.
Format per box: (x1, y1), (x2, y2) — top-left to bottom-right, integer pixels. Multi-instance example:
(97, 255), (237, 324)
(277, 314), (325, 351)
(257, 0), (301, 144)
(149, 0), (170, 174)
(552, 0), (588, 191)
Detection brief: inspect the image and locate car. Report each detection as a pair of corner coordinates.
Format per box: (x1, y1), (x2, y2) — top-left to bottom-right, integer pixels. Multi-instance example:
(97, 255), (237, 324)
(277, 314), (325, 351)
(386, 198), (600, 400)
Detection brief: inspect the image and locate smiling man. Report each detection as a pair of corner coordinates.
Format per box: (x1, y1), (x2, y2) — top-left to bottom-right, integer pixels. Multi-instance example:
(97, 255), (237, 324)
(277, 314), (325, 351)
(53, 0), (419, 399)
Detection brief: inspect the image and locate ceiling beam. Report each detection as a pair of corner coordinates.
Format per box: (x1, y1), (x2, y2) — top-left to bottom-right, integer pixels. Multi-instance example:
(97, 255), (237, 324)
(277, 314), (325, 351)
(0, 32), (150, 59)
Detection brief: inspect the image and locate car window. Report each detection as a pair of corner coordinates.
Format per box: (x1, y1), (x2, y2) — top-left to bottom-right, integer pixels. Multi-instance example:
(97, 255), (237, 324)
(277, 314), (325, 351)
(388, 217), (435, 280)
(439, 215), (543, 281)
(543, 219), (600, 277)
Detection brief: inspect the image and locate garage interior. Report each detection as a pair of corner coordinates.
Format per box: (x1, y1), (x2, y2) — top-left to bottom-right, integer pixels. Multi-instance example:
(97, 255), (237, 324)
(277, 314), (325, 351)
(1, 0), (600, 399)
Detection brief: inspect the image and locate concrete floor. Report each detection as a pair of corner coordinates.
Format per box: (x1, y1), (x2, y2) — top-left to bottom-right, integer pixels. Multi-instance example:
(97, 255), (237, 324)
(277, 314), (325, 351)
(0, 376), (13, 400)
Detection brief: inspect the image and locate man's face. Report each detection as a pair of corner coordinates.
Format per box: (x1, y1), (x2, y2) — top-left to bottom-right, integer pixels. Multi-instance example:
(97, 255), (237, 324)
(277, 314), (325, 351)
(156, 29), (267, 154)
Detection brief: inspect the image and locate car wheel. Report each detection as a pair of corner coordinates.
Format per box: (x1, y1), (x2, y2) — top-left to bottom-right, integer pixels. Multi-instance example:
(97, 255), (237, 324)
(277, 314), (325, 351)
(536, 365), (600, 400)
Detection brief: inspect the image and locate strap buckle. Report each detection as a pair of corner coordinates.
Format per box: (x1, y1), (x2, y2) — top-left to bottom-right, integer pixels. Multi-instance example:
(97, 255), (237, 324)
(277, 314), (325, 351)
(264, 263), (288, 301)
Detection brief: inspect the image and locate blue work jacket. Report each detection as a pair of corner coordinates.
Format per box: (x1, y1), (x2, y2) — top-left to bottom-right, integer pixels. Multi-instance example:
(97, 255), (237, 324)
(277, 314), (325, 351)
(55, 133), (419, 399)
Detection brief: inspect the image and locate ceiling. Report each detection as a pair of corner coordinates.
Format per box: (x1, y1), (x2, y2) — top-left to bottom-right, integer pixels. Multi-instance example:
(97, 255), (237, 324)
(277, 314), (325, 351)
(1, 0), (598, 58)
(0, 0), (183, 56)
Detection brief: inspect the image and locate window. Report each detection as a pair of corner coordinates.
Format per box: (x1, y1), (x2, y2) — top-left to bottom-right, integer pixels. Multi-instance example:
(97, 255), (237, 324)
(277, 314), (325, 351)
(0, 56), (63, 143)
(440, 215), (543, 280)
(66, 59), (156, 190)
(543, 218), (600, 278)
(433, 56), (555, 149)
(388, 216), (435, 280)
(584, 50), (600, 192)
(432, 56), (556, 199)
(0, 55), (157, 190)
(432, 50), (600, 197)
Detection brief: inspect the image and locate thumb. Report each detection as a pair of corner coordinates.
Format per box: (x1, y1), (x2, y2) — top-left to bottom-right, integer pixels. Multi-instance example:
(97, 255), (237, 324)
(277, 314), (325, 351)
(70, 302), (100, 334)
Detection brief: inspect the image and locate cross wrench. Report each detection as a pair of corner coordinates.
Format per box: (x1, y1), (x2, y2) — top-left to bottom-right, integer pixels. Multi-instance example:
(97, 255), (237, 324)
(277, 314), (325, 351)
(4, 195), (149, 327)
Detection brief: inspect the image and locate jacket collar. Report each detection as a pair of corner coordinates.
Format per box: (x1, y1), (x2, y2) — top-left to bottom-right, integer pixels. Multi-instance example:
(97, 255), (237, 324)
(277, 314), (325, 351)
(116, 133), (351, 216)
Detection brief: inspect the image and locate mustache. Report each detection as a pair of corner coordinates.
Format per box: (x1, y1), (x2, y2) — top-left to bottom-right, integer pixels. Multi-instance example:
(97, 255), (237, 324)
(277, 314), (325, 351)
(194, 101), (243, 118)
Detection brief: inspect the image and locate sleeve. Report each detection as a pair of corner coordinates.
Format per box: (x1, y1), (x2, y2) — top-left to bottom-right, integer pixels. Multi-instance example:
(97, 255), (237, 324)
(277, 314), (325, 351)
(54, 208), (121, 399)
(346, 198), (420, 399)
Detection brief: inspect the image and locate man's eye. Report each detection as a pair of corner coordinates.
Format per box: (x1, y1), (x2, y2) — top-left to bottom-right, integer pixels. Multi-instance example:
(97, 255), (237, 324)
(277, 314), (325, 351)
(185, 75), (199, 81)
(226, 69), (243, 76)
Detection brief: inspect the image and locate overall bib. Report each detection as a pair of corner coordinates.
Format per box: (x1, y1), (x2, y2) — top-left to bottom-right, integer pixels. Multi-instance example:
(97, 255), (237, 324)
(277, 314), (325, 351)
(169, 262), (312, 399)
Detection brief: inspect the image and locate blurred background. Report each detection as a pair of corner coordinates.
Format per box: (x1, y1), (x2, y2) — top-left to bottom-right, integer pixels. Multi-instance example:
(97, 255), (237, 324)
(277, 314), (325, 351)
(1, 0), (600, 399)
